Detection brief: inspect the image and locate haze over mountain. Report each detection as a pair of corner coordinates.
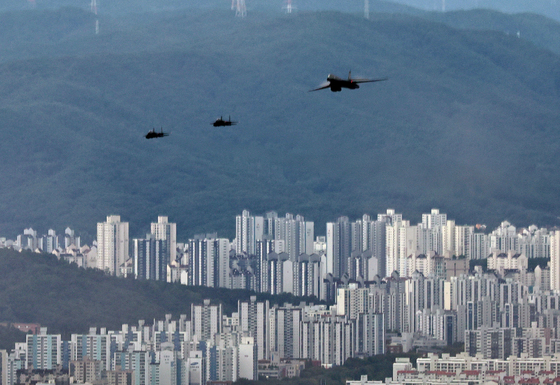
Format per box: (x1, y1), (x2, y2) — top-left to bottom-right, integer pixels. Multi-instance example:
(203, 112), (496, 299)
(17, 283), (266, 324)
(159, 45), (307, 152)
(392, 0), (560, 21)
(1, 4), (560, 240)
(6, 0), (560, 21)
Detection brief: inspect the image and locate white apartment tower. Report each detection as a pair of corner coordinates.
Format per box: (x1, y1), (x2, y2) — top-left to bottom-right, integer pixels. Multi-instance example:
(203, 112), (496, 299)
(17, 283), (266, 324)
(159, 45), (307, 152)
(189, 237), (230, 288)
(97, 215), (129, 276)
(191, 300), (223, 342)
(422, 208), (447, 229)
(442, 220), (455, 256)
(26, 328), (61, 370)
(151, 216), (177, 263)
(470, 232), (489, 260)
(419, 209), (449, 255)
(238, 297), (270, 360)
(235, 210), (264, 255)
(455, 225), (474, 258)
(551, 230), (560, 292)
(272, 213), (314, 260)
(378, 209), (403, 225)
(382, 210), (404, 277)
(386, 219), (416, 277)
(238, 336), (257, 380)
(255, 211), (314, 260)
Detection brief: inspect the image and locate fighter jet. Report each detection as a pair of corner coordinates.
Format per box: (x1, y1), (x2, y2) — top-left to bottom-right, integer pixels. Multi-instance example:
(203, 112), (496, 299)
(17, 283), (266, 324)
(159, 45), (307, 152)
(309, 71), (388, 92)
(212, 116), (238, 127)
(145, 127), (169, 139)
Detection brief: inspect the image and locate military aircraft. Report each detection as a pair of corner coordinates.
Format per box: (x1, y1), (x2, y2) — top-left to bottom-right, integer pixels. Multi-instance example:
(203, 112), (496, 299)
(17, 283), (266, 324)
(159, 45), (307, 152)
(309, 71), (388, 92)
(212, 116), (238, 127)
(145, 128), (169, 139)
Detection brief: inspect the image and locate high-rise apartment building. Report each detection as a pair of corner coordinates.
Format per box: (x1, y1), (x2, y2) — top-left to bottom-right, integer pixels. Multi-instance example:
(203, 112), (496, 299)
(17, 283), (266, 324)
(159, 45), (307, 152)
(294, 253), (323, 298)
(269, 304), (302, 359)
(418, 209), (449, 256)
(422, 208), (447, 229)
(26, 328), (61, 370)
(245, 211), (314, 260)
(326, 216), (351, 278)
(133, 236), (167, 281)
(238, 336), (257, 380)
(70, 359), (102, 383)
(256, 239), (274, 293)
(238, 297), (270, 360)
(355, 312), (385, 357)
(206, 334), (238, 382)
(112, 350), (150, 385)
(342, 215), (388, 281)
(377, 209), (402, 225)
(235, 210), (264, 255)
(97, 215), (129, 276)
(71, 328), (112, 371)
(64, 227), (81, 249)
(191, 300), (223, 342)
(151, 216), (177, 263)
(264, 252), (291, 294)
(189, 237), (230, 288)
(150, 342), (178, 385)
(551, 231), (560, 292)
(386, 219), (415, 277)
(489, 221), (518, 252)
(470, 232), (489, 260)
(454, 225), (474, 258)
(271, 213), (314, 260)
(106, 368), (134, 385)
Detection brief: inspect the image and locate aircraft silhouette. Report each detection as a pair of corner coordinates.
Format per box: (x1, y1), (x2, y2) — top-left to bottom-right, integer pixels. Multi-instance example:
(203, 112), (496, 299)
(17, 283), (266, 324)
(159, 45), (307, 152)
(309, 71), (388, 92)
(212, 116), (238, 127)
(145, 127), (169, 139)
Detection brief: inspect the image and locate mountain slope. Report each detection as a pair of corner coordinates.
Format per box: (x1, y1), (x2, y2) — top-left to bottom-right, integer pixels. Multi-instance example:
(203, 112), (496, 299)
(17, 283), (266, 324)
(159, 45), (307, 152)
(5, 0), (560, 23)
(1, 9), (560, 239)
(0, 248), (315, 335)
(421, 9), (560, 55)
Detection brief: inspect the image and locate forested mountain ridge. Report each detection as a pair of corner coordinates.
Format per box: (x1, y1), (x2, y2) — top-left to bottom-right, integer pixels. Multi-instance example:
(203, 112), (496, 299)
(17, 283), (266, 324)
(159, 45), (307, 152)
(1, 8), (560, 240)
(0, 248), (317, 336)
(4, 0), (560, 22)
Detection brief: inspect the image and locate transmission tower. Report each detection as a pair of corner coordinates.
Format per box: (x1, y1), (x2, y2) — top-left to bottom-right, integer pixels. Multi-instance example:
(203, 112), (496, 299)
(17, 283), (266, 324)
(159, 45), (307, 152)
(283, 0), (296, 13)
(232, 0), (246, 17)
(91, 0), (99, 34)
(364, 0), (369, 19)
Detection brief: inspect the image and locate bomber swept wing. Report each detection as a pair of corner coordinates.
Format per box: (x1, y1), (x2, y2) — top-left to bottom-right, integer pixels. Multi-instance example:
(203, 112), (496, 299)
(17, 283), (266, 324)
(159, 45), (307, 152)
(309, 71), (388, 92)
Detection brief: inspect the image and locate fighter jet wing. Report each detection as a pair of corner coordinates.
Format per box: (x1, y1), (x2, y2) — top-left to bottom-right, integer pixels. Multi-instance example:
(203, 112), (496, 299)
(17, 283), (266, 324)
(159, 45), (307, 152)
(308, 82), (331, 92)
(353, 77), (388, 84)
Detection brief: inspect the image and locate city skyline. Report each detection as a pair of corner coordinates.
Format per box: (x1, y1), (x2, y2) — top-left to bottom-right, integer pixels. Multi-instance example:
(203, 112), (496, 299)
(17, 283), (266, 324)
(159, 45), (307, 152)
(0, 207), (551, 245)
(0, 208), (555, 295)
